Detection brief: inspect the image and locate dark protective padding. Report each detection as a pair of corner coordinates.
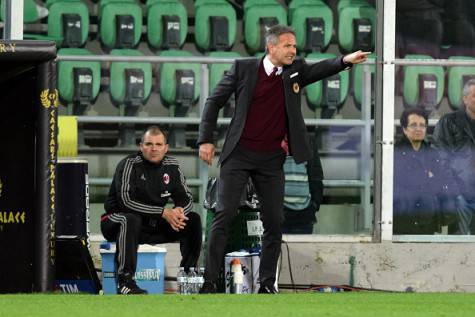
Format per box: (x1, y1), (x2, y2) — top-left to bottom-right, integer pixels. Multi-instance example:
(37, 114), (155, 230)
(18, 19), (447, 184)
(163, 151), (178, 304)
(322, 74), (341, 109)
(352, 18), (373, 52)
(162, 15), (181, 49)
(304, 17), (325, 52)
(73, 67), (94, 104)
(418, 73), (438, 112)
(62, 14), (83, 48)
(0, 40), (57, 293)
(210, 16), (229, 51)
(175, 69), (195, 115)
(116, 15), (136, 48)
(124, 68), (145, 106)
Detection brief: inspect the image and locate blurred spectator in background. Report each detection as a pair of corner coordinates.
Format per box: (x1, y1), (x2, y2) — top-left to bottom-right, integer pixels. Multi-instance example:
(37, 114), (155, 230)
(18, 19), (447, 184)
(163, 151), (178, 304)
(393, 107), (459, 234)
(433, 79), (475, 234)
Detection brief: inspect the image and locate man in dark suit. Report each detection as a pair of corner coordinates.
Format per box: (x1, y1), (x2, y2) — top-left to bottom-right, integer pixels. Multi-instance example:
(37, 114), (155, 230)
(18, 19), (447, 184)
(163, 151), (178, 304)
(198, 25), (369, 294)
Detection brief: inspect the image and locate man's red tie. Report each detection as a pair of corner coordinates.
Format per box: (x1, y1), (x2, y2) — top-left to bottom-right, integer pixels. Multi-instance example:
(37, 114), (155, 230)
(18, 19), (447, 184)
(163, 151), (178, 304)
(270, 66), (278, 77)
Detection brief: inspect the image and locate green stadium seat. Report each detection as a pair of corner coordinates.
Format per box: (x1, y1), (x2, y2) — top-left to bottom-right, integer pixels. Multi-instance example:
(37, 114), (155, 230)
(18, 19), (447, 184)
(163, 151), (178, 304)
(208, 51), (240, 93)
(159, 50), (201, 110)
(337, 0), (376, 53)
(402, 54), (444, 112)
(208, 51), (240, 144)
(110, 49), (153, 146)
(337, 0), (370, 12)
(109, 49), (152, 109)
(243, 0), (287, 54)
(99, 0), (143, 49)
(159, 50), (201, 147)
(0, 0), (43, 23)
(352, 54), (375, 110)
(194, 0), (237, 51)
(305, 53), (349, 118)
(447, 56), (475, 110)
(57, 48), (101, 115)
(98, 0), (137, 17)
(47, 1), (90, 48)
(58, 48), (101, 145)
(289, 0), (333, 53)
(46, 0), (85, 7)
(146, 0), (188, 50)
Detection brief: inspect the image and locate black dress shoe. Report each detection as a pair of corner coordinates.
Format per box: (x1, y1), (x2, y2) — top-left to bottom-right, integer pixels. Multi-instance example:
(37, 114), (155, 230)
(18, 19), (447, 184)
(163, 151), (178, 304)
(199, 281), (217, 294)
(258, 284), (278, 294)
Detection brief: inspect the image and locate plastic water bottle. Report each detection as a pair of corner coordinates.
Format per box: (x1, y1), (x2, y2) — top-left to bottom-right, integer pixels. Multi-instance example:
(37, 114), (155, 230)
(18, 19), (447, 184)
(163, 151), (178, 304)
(187, 267), (196, 294)
(231, 259), (243, 294)
(196, 267), (205, 292)
(177, 267), (187, 294)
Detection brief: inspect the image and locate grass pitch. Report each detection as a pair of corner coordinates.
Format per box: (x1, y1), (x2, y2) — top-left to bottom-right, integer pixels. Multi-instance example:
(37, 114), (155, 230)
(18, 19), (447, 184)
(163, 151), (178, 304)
(1, 292), (474, 317)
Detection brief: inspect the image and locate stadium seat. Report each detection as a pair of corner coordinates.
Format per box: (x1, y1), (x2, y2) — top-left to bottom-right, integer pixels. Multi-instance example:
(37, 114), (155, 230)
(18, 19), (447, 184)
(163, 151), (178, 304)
(402, 54), (444, 113)
(243, 0), (287, 54)
(159, 50), (201, 147)
(208, 51), (240, 144)
(99, 0), (143, 50)
(0, 0), (43, 23)
(289, 0), (332, 53)
(305, 53), (349, 118)
(194, 0), (237, 51)
(208, 51), (240, 93)
(208, 51), (240, 115)
(447, 56), (475, 110)
(109, 49), (152, 109)
(442, 19), (475, 58)
(352, 54), (375, 111)
(47, 1), (90, 48)
(57, 48), (101, 115)
(396, 4), (443, 58)
(110, 49), (153, 146)
(146, 0), (188, 50)
(337, 0), (376, 53)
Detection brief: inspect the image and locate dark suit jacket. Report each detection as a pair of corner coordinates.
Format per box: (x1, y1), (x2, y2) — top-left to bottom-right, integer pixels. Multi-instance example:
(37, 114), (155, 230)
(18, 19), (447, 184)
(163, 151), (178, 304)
(197, 56), (349, 164)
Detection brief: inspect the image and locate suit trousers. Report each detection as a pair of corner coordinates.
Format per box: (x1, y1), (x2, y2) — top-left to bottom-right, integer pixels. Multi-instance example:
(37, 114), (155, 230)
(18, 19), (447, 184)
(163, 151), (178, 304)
(204, 145), (286, 285)
(101, 212), (202, 277)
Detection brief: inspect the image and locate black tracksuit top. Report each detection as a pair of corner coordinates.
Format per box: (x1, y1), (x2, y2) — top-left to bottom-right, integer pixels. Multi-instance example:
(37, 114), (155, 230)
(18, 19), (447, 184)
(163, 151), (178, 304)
(104, 153), (193, 217)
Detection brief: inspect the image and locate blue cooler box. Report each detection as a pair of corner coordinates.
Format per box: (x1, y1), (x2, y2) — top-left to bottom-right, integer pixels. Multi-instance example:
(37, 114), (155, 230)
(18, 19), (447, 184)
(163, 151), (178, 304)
(100, 243), (166, 294)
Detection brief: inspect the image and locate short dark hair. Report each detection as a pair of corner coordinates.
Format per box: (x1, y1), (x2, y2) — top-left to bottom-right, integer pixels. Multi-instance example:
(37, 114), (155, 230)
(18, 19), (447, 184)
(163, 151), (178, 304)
(400, 107), (428, 128)
(265, 25), (295, 46)
(141, 125), (167, 143)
